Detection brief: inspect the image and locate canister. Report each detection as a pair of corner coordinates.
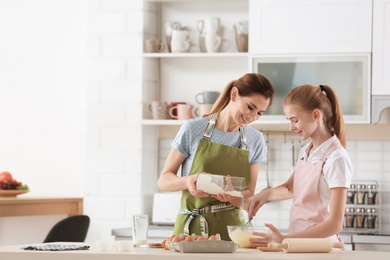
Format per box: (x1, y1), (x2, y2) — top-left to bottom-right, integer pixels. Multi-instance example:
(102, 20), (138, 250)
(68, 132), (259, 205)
(356, 184), (367, 204)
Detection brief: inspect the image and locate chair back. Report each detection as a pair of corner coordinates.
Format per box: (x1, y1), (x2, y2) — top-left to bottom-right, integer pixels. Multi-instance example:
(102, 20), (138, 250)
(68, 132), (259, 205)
(43, 215), (90, 243)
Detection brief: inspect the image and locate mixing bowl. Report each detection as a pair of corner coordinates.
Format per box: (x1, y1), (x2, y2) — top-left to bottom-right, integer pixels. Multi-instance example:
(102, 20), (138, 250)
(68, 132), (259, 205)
(227, 225), (267, 248)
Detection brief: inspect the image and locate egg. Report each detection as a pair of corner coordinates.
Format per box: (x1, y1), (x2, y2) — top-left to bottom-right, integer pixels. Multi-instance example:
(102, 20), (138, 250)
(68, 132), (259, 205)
(208, 235), (218, 240)
(172, 235), (182, 242)
(185, 235), (194, 242)
(196, 235), (206, 241)
(161, 239), (167, 250)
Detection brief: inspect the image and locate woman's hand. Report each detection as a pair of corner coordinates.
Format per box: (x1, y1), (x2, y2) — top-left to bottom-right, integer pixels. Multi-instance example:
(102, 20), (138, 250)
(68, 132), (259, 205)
(187, 174), (209, 198)
(249, 223), (285, 248)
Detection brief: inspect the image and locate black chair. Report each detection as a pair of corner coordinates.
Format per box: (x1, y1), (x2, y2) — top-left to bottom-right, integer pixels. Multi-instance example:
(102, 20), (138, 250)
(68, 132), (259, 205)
(43, 215), (90, 243)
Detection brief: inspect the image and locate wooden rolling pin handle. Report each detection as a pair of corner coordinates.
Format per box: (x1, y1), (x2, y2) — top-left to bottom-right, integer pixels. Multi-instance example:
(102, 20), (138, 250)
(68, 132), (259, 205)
(268, 242), (287, 250)
(332, 242), (345, 250)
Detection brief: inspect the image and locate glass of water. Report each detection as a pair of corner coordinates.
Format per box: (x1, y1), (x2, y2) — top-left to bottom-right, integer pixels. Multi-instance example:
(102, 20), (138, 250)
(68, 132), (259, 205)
(131, 214), (149, 247)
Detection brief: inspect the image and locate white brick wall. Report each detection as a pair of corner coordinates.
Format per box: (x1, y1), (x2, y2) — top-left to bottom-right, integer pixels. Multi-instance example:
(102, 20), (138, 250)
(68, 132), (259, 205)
(86, 0), (145, 243)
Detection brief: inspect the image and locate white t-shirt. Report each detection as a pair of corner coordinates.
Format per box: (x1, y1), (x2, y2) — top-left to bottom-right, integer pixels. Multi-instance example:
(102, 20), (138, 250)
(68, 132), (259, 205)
(298, 135), (353, 212)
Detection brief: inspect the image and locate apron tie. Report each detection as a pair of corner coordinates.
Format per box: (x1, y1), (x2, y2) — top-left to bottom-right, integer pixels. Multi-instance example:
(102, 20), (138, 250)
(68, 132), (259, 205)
(179, 203), (235, 238)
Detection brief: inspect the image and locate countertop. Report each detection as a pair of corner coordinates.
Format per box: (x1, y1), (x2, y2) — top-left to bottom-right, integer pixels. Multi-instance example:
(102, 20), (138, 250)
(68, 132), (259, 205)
(112, 226), (354, 244)
(0, 242), (390, 260)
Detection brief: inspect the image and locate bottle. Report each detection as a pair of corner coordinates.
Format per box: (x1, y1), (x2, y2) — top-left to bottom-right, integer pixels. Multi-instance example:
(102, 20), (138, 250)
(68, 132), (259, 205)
(344, 207), (355, 228)
(356, 208), (366, 228)
(346, 184), (356, 204)
(367, 208), (377, 229)
(367, 184), (377, 205)
(356, 184), (367, 204)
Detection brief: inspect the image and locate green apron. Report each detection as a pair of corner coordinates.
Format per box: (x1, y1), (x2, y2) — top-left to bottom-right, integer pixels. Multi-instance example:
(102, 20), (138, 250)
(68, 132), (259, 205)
(173, 113), (251, 240)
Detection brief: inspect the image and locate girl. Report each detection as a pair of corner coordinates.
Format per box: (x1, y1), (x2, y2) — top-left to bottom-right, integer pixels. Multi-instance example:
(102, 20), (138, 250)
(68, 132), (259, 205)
(157, 73), (274, 240)
(246, 84), (353, 246)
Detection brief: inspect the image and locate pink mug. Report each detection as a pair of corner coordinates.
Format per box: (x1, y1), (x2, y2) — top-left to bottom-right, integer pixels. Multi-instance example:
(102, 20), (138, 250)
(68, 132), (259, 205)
(169, 104), (194, 120)
(193, 104), (213, 117)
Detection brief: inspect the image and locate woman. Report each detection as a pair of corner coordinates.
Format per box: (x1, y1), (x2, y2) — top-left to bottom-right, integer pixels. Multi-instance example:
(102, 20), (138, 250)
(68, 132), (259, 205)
(157, 73), (274, 240)
(246, 84), (353, 247)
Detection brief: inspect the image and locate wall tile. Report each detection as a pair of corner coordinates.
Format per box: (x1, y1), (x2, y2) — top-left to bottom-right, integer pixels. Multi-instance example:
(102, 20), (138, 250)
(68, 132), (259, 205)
(88, 12), (126, 34)
(86, 128), (100, 150)
(127, 58), (143, 80)
(125, 150), (142, 173)
(84, 197), (126, 219)
(85, 173), (100, 196)
(88, 0), (101, 11)
(88, 59), (126, 80)
(87, 81), (101, 103)
(100, 174), (141, 196)
(86, 150), (126, 173)
(101, 0), (143, 10)
(100, 127), (142, 150)
(101, 80), (137, 103)
(88, 35), (101, 57)
(86, 104), (126, 127)
(128, 10), (145, 33)
(101, 34), (143, 56)
(357, 141), (383, 151)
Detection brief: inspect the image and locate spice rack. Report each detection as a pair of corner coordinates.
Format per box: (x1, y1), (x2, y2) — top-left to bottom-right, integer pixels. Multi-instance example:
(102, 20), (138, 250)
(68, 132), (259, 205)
(343, 180), (380, 234)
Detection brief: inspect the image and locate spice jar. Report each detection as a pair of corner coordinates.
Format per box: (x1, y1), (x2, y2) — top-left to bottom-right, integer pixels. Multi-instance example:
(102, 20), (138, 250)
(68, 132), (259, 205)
(366, 208), (377, 229)
(345, 207), (355, 228)
(356, 208), (366, 228)
(347, 184), (356, 204)
(367, 184), (377, 205)
(356, 184), (367, 204)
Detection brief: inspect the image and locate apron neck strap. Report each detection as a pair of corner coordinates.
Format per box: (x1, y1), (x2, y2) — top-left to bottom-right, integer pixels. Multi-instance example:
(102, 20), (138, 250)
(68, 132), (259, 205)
(202, 113), (248, 150)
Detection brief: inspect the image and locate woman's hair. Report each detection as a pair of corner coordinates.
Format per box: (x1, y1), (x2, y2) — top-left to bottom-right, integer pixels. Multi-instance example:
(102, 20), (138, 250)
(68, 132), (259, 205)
(208, 73), (274, 115)
(283, 84), (346, 147)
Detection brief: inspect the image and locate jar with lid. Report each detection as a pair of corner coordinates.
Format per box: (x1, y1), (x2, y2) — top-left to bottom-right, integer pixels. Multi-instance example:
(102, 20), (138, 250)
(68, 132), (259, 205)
(347, 184), (356, 204)
(344, 207), (355, 228)
(366, 208), (377, 229)
(356, 184), (367, 204)
(356, 208), (366, 228)
(367, 185), (377, 205)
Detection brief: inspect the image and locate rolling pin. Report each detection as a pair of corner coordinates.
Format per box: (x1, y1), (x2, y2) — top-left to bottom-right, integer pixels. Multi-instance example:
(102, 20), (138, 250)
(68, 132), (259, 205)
(268, 238), (345, 253)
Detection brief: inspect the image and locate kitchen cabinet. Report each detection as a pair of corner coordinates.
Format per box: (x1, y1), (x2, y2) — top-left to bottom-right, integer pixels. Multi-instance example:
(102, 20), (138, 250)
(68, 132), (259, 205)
(249, 0), (372, 54)
(252, 54), (371, 123)
(371, 0), (390, 123)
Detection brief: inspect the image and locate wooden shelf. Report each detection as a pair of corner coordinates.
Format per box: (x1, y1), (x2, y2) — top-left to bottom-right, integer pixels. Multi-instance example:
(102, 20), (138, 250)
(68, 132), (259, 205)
(0, 197), (83, 217)
(142, 52), (249, 58)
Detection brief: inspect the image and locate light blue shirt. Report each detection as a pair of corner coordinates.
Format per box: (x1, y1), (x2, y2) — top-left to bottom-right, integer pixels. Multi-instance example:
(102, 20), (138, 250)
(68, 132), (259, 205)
(172, 117), (267, 176)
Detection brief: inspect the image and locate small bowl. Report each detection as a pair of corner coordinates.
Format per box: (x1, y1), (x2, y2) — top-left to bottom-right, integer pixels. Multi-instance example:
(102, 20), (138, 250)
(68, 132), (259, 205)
(115, 240), (133, 251)
(95, 240), (114, 251)
(227, 225), (267, 248)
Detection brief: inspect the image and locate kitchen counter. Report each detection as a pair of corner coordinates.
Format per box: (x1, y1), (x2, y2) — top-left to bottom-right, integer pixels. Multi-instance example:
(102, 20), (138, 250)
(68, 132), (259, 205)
(0, 242), (389, 260)
(112, 226), (352, 243)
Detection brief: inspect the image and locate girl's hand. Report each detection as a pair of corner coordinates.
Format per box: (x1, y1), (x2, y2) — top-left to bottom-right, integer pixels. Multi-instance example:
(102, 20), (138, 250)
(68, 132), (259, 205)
(245, 190), (270, 218)
(187, 173), (209, 198)
(249, 223), (285, 248)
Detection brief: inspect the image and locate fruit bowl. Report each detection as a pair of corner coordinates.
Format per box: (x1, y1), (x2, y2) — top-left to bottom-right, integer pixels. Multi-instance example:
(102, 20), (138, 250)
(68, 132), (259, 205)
(0, 189), (29, 197)
(227, 225), (267, 248)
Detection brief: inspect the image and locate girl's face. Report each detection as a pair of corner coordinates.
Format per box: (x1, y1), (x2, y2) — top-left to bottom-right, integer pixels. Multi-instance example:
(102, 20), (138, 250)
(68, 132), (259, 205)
(231, 87), (270, 126)
(284, 104), (319, 141)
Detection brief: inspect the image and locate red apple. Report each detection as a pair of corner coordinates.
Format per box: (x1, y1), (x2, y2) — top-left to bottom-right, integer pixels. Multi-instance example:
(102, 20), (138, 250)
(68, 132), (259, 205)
(0, 171), (13, 183)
